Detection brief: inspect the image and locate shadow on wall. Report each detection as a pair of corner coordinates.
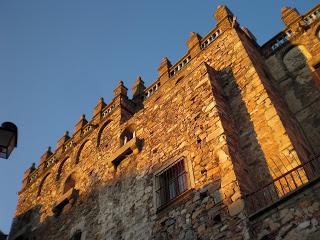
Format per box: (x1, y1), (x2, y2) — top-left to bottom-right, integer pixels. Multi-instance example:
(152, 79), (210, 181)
(9, 205), (42, 240)
(265, 39), (320, 157)
(206, 65), (275, 208)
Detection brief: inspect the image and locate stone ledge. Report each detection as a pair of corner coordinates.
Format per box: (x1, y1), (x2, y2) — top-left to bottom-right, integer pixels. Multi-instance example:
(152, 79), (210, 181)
(110, 137), (139, 167)
(52, 188), (79, 215)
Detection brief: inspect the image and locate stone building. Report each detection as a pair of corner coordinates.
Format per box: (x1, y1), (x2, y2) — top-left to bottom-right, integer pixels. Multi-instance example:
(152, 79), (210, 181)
(8, 4), (320, 240)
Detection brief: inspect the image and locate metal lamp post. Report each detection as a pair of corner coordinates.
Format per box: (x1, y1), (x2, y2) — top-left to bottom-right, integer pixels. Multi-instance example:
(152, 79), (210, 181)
(0, 122), (18, 159)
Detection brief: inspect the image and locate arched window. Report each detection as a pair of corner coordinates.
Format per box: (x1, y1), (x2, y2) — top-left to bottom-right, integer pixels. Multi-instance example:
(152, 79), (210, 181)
(97, 120), (112, 147)
(120, 127), (135, 147)
(38, 173), (50, 196)
(283, 45), (313, 84)
(76, 141), (91, 164)
(63, 174), (76, 194)
(56, 157), (70, 181)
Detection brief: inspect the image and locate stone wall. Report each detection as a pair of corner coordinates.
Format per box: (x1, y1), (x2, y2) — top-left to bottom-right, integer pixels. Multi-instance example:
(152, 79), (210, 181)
(264, 10), (320, 155)
(250, 180), (320, 240)
(8, 4), (320, 240)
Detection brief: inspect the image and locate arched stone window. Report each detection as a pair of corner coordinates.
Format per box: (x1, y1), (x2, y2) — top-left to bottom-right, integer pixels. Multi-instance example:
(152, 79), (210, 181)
(37, 173), (50, 196)
(97, 120), (112, 147)
(56, 157), (71, 181)
(75, 141), (91, 164)
(120, 127), (135, 147)
(63, 174), (76, 194)
(283, 45), (313, 84)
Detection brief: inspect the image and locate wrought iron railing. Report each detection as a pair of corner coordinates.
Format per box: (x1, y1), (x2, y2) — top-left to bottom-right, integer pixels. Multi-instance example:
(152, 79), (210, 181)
(245, 155), (320, 215)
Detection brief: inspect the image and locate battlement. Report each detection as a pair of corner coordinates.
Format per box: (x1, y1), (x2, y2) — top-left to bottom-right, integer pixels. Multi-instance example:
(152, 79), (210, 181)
(21, 5), (238, 190)
(21, 3), (320, 191)
(10, 3), (320, 240)
(262, 4), (320, 57)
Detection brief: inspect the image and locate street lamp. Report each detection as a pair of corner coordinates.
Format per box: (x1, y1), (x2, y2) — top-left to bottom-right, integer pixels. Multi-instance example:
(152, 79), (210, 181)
(0, 122), (18, 159)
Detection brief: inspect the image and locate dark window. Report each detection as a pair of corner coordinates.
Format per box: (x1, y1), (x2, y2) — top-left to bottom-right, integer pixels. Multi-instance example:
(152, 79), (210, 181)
(70, 230), (82, 240)
(156, 159), (189, 209)
(120, 128), (134, 146)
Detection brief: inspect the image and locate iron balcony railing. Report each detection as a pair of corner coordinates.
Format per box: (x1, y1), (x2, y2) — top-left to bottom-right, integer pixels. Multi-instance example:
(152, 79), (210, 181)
(245, 154), (320, 215)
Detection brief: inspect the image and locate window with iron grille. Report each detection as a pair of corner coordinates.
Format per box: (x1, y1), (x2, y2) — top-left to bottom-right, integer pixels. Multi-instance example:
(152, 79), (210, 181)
(155, 158), (190, 209)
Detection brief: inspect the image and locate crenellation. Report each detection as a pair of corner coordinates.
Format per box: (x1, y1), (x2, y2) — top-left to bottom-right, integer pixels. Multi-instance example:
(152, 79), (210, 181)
(74, 114), (88, 134)
(9, 3), (320, 240)
(157, 57), (171, 84)
(262, 4), (320, 56)
(39, 146), (53, 165)
(281, 7), (302, 26)
(56, 131), (70, 151)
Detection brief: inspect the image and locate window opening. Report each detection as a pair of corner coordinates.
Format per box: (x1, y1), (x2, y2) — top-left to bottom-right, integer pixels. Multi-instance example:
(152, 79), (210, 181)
(156, 159), (189, 209)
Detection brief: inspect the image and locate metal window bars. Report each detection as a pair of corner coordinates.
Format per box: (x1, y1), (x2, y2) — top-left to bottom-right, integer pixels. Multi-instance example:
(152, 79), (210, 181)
(156, 160), (189, 209)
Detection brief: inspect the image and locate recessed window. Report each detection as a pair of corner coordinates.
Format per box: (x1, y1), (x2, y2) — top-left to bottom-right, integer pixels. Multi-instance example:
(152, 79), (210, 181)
(120, 128), (134, 146)
(70, 230), (82, 240)
(155, 158), (191, 210)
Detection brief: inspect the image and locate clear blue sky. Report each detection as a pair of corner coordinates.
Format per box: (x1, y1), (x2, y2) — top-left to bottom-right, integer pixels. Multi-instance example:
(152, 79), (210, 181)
(0, 0), (318, 233)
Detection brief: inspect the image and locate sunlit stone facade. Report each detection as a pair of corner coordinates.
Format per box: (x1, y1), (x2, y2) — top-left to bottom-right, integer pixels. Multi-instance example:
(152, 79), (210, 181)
(9, 4), (320, 240)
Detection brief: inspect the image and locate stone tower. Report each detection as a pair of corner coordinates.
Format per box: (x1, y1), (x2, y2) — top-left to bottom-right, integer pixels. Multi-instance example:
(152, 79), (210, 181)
(9, 4), (320, 240)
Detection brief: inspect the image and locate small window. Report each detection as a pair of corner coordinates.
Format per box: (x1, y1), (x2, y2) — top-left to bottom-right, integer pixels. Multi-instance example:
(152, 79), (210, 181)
(120, 128), (134, 146)
(70, 230), (82, 240)
(155, 158), (190, 209)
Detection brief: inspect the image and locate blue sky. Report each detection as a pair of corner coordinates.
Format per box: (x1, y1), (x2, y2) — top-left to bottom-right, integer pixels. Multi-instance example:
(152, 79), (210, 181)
(0, 0), (318, 233)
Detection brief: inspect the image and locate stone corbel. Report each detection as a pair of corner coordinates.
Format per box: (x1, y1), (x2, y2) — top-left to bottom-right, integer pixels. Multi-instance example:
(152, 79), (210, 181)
(110, 137), (140, 167)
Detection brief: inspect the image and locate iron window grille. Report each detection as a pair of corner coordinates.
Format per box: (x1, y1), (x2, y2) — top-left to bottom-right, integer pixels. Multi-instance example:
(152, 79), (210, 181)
(156, 159), (190, 209)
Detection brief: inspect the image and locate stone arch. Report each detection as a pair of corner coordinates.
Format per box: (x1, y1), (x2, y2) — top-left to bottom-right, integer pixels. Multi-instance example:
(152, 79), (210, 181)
(59, 170), (86, 194)
(63, 173), (76, 194)
(120, 125), (136, 147)
(97, 120), (112, 147)
(75, 140), (92, 164)
(283, 45), (312, 71)
(37, 173), (50, 196)
(283, 45), (313, 84)
(56, 157), (71, 181)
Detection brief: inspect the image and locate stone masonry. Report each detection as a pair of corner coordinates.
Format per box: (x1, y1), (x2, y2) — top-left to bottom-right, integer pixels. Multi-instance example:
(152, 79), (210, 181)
(9, 4), (320, 240)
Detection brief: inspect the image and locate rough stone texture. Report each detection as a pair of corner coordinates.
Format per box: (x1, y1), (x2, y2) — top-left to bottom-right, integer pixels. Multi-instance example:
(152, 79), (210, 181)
(250, 181), (320, 240)
(8, 3), (320, 240)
